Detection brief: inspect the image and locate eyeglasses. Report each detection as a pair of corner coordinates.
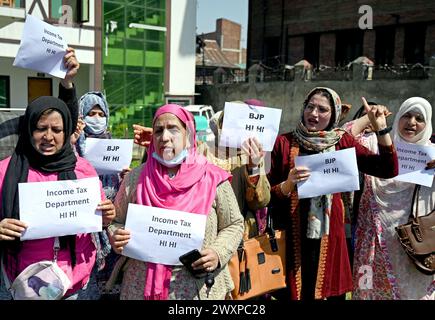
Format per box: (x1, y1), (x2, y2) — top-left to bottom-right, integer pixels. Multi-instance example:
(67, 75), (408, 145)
(304, 104), (332, 115)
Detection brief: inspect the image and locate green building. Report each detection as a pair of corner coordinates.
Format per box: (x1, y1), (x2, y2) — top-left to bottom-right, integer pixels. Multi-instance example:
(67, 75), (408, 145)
(103, 0), (166, 137)
(0, 0), (196, 162)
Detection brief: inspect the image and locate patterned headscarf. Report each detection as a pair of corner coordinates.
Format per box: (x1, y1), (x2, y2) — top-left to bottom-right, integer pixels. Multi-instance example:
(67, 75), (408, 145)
(79, 91), (110, 132)
(76, 92), (115, 270)
(75, 92), (119, 197)
(76, 92), (111, 157)
(293, 87), (346, 239)
(293, 87), (345, 152)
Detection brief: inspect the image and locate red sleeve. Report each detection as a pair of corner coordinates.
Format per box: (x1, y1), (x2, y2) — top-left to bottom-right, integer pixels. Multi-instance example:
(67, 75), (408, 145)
(268, 133), (292, 201)
(337, 132), (398, 178)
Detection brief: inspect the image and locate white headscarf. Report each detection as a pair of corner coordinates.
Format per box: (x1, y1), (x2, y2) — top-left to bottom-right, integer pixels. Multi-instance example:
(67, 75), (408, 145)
(373, 97), (433, 210)
(391, 97), (432, 145)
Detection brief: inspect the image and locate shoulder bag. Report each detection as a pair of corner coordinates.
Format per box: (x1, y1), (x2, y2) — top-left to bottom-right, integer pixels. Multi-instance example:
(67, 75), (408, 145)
(395, 185), (435, 275)
(1, 237), (71, 300)
(228, 208), (286, 300)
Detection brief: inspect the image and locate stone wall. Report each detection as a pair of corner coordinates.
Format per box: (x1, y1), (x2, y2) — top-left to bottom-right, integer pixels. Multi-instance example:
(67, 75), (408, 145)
(195, 68), (435, 134)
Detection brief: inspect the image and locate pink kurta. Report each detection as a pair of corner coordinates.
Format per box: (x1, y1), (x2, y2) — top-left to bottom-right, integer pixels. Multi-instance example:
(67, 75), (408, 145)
(0, 156), (104, 296)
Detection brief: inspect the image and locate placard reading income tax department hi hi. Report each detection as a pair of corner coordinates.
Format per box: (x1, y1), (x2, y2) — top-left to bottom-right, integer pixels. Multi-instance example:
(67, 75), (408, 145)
(123, 204), (207, 266)
(13, 15), (67, 78)
(394, 141), (435, 187)
(19, 177), (102, 240)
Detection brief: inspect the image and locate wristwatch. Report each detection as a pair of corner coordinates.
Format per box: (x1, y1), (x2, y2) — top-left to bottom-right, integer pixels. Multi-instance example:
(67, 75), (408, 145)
(376, 126), (392, 136)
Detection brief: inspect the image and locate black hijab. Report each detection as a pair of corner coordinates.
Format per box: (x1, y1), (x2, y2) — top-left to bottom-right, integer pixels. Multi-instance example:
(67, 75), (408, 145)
(1, 96), (78, 269)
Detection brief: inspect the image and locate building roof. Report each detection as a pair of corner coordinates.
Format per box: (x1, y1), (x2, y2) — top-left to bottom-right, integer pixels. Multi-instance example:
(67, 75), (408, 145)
(196, 39), (238, 69)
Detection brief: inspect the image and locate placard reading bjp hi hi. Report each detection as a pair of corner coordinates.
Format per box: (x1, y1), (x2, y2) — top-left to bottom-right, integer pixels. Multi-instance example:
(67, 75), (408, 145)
(19, 177), (102, 240)
(219, 102), (282, 152)
(123, 204), (207, 266)
(295, 148), (360, 199)
(13, 15), (67, 78)
(84, 138), (134, 174)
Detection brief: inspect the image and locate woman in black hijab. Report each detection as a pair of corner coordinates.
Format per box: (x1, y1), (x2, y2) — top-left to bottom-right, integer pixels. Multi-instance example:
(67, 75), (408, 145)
(0, 96), (115, 300)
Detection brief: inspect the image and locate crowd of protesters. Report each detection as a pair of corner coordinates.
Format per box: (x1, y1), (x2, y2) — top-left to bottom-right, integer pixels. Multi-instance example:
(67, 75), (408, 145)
(0, 49), (434, 301)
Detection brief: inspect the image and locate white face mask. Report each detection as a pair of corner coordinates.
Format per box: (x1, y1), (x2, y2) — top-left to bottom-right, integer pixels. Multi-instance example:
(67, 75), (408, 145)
(152, 148), (188, 168)
(84, 116), (106, 134)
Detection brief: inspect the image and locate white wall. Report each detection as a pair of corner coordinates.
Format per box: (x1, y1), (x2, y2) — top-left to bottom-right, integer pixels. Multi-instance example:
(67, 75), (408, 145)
(167, 0), (196, 97)
(0, 1), (95, 63)
(0, 57), (89, 108)
(0, 1), (96, 107)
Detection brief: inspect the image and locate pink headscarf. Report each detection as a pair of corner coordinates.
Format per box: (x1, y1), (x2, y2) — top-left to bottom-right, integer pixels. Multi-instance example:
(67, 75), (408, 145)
(244, 99), (266, 107)
(136, 104), (231, 300)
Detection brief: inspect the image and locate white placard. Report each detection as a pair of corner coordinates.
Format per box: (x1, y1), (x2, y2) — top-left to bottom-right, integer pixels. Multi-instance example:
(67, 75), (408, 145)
(295, 148), (360, 199)
(19, 177), (102, 240)
(123, 204), (207, 266)
(83, 138), (134, 174)
(394, 141), (435, 187)
(219, 102), (282, 152)
(13, 15), (67, 78)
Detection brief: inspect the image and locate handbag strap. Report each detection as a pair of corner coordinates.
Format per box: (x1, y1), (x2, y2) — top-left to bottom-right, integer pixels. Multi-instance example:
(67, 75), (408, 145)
(264, 206), (280, 252)
(264, 206), (275, 236)
(53, 237), (60, 262)
(410, 185), (421, 220)
(1, 256), (11, 290)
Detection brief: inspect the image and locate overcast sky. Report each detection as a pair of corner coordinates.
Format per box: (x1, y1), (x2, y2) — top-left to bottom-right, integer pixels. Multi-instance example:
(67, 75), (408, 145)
(196, 0), (248, 47)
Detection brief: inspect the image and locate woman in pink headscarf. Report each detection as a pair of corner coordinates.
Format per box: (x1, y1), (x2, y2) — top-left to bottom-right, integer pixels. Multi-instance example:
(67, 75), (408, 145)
(107, 104), (244, 300)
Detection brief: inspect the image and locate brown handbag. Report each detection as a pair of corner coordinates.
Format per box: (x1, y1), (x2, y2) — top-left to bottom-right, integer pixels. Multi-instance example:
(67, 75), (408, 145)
(395, 185), (435, 275)
(229, 211), (286, 300)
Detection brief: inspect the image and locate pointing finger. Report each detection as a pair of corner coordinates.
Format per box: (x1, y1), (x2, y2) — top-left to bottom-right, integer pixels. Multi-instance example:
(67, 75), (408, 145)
(361, 97), (370, 114)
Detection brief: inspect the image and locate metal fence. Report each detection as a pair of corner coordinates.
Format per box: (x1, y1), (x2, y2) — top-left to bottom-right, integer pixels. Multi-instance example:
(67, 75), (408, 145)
(196, 62), (432, 85)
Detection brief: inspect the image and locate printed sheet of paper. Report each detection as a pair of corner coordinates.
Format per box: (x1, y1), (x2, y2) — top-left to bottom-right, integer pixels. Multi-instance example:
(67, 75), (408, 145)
(219, 102), (282, 152)
(394, 141), (435, 187)
(13, 15), (67, 78)
(84, 138), (134, 174)
(123, 204), (207, 266)
(19, 177), (102, 240)
(295, 148), (359, 199)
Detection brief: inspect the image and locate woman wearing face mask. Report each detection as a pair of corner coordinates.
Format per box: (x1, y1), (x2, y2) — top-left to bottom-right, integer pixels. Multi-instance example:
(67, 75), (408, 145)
(0, 97), (115, 300)
(267, 87), (398, 300)
(76, 92), (131, 201)
(353, 97), (435, 300)
(107, 104), (244, 300)
(76, 92), (130, 299)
